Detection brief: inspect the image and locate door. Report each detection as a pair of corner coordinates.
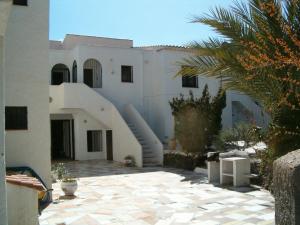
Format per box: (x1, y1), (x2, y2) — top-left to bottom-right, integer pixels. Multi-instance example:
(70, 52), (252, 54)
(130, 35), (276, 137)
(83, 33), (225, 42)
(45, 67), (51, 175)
(106, 130), (113, 160)
(84, 69), (93, 88)
(51, 120), (64, 159)
(51, 120), (74, 160)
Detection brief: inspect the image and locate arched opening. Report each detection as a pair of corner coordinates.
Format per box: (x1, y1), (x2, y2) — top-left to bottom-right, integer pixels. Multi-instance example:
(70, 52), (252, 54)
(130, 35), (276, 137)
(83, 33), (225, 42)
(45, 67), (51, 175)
(83, 59), (102, 88)
(51, 64), (70, 85)
(72, 61), (77, 83)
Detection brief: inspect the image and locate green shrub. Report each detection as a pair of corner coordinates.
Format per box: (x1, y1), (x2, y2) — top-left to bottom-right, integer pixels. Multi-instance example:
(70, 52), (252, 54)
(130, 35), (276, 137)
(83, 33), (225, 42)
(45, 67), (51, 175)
(169, 84), (226, 156)
(257, 148), (276, 192)
(214, 123), (266, 151)
(163, 153), (206, 170)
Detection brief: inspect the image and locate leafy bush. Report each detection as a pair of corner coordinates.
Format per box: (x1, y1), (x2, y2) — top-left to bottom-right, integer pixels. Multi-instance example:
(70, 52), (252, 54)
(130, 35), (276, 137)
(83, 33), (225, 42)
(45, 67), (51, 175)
(52, 163), (76, 182)
(163, 153), (206, 170)
(257, 149), (276, 192)
(214, 123), (266, 151)
(169, 85), (226, 156)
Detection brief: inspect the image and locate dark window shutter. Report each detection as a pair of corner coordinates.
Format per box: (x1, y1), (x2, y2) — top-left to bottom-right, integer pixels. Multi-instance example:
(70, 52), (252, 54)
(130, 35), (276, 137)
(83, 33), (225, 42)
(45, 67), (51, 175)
(5, 107), (28, 130)
(182, 76), (198, 88)
(87, 130), (102, 152)
(121, 66), (133, 83)
(13, 0), (28, 6)
(87, 131), (93, 152)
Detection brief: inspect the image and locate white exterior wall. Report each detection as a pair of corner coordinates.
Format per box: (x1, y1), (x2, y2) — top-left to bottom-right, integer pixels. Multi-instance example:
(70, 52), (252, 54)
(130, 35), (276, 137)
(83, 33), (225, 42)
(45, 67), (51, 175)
(1, 2), (12, 224)
(50, 110), (108, 161)
(5, 0), (51, 187)
(49, 35), (269, 151)
(143, 49), (221, 143)
(0, 36), (7, 225)
(50, 45), (145, 114)
(7, 183), (39, 225)
(49, 84), (143, 166)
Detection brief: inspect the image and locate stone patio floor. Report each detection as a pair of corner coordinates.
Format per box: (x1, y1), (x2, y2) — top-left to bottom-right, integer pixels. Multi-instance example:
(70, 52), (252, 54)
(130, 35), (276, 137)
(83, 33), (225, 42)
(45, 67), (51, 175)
(39, 160), (275, 225)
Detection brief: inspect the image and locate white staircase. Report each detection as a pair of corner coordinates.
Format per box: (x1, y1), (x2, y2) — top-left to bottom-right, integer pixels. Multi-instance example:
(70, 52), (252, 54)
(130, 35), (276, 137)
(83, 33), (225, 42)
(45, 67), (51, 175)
(124, 104), (163, 167)
(50, 83), (143, 167)
(127, 122), (160, 167)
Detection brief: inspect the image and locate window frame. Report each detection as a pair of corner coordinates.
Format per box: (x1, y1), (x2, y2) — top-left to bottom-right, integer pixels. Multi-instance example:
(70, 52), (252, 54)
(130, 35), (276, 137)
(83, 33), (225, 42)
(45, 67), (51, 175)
(182, 76), (198, 88)
(181, 66), (199, 88)
(87, 130), (103, 152)
(5, 106), (28, 130)
(13, 0), (28, 6)
(121, 65), (133, 83)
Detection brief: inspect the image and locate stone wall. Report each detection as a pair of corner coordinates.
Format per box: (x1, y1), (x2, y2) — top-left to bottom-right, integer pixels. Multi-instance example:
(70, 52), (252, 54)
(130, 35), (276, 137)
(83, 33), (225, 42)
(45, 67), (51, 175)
(273, 149), (300, 225)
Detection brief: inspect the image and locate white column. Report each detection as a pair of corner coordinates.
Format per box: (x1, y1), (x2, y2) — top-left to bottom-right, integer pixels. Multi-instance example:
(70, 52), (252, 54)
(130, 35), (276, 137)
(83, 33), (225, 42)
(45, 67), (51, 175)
(0, 36), (8, 225)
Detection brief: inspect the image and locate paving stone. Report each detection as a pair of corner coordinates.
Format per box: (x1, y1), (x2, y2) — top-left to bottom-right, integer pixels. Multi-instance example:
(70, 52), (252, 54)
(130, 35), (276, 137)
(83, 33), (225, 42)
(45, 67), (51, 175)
(40, 160), (275, 225)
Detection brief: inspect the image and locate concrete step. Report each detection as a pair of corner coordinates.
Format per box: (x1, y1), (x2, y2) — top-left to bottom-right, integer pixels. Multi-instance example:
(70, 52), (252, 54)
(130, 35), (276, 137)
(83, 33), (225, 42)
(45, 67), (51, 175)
(143, 152), (155, 157)
(143, 163), (161, 167)
(143, 158), (158, 163)
(143, 155), (155, 159)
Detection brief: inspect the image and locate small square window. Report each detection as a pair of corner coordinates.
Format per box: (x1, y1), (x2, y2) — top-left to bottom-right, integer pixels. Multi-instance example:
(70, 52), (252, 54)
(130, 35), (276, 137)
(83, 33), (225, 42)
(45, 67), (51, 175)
(5, 107), (28, 130)
(121, 65), (133, 83)
(87, 130), (103, 152)
(181, 66), (198, 88)
(13, 0), (28, 6)
(182, 76), (198, 88)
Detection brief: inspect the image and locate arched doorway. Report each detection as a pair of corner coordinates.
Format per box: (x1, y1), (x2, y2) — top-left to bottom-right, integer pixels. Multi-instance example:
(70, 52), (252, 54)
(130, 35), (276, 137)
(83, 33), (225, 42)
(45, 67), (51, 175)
(83, 59), (102, 88)
(51, 64), (70, 85)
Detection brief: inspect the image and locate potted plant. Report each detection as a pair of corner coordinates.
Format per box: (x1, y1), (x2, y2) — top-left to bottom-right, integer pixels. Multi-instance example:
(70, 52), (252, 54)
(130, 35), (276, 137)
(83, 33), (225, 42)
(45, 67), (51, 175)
(124, 155), (136, 167)
(60, 175), (78, 196)
(53, 163), (78, 196)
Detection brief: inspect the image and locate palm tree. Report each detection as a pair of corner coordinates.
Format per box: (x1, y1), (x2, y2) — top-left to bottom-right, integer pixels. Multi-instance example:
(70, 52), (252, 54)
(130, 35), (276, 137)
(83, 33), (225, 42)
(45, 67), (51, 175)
(179, 0), (300, 156)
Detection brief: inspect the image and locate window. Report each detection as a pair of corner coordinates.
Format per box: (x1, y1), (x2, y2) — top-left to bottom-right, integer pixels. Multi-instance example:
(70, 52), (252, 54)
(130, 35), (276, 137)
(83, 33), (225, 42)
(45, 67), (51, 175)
(182, 76), (198, 88)
(87, 131), (103, 152)
(5, 107), (28, 130)
(13, 0), (28, 6)
(121, 65), (133, 83)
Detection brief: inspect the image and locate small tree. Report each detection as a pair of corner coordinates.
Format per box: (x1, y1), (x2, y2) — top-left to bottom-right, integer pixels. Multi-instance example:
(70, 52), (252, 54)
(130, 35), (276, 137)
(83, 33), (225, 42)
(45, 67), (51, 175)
(170, 84), (226, 155)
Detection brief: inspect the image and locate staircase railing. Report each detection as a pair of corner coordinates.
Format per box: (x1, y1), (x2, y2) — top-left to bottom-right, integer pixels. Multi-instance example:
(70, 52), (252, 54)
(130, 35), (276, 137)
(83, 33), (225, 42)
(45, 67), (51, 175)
(124, 104), (163, 165)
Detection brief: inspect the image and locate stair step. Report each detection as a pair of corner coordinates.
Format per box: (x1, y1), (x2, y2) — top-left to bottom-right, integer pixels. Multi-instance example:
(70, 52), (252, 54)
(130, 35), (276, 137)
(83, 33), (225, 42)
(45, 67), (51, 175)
(143, 163), (161, 167)
(143, 157), (158, 162)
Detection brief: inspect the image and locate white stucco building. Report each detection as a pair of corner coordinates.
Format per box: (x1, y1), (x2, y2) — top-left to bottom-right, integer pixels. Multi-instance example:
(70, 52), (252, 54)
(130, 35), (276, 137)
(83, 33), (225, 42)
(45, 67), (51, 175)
(1, 0), (50, 224)
(48, 34), (268, 167)
(0, 0), (269, 223)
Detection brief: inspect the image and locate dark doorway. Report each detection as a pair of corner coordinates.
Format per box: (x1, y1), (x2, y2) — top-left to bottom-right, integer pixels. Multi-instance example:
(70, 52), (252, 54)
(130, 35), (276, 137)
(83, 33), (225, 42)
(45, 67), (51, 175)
(106, 130), (113, 161)
(51, 64), (70, 85)
(51, 120), (74, 160)
(84, 69), (93, 88)
(52, 72), (64, 85)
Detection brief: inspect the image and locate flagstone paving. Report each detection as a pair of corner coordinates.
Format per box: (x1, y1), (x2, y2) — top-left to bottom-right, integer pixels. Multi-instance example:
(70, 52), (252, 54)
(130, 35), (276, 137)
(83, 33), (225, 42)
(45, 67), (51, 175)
(39, 160), (274, 225)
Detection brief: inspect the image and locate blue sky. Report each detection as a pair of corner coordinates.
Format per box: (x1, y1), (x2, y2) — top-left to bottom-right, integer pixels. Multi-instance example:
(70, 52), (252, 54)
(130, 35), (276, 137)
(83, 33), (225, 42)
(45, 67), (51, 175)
(50, 0), (232, 46)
